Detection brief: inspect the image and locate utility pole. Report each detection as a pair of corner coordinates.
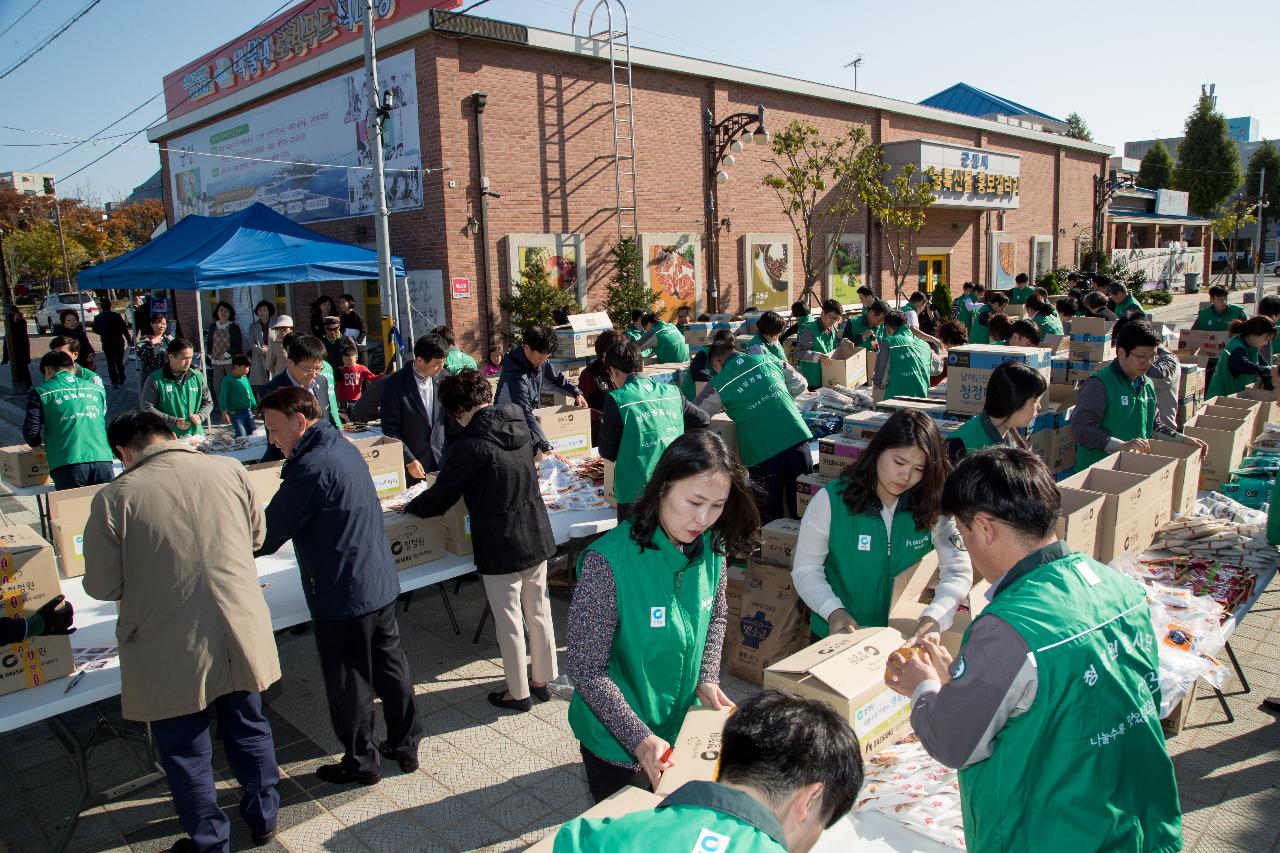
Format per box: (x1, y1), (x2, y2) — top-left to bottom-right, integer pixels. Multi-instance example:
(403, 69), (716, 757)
(1254, 166), (1266, 305)
(362, 0), (400, 368)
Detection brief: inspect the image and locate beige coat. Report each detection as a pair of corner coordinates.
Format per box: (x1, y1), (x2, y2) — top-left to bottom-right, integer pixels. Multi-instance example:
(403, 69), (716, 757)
(82, 441), (280, 722)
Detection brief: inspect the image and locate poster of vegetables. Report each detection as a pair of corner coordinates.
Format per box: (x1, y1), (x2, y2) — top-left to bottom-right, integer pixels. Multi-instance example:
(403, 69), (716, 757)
(989, 235), (1017, 290)
(743, 234), (792, 312)
(639, 233), (702, 320)
(505, 234), (587, 305)
(827, 233), (866, 308)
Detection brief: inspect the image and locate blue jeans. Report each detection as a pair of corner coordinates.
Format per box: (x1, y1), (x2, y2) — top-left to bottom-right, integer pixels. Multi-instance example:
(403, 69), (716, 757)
(50, 461), (114, 491)
(228, 410), (254, 437)
(150, 691), (280, 853)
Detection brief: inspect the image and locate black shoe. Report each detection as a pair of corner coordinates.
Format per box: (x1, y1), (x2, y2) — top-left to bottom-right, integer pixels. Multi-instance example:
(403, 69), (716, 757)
(166, 840), (197, 853)
(252, 827), (276, 846)
(488, 690), (531, 712)
(1263, 696), (1280, 714)
(377, 740), (420, 773)
(530, 684), (551, 703)
(315, 762), (380, 786)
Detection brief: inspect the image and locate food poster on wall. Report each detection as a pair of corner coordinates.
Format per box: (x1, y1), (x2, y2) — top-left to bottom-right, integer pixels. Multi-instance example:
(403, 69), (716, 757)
(744, 234), (792, 312)
(990, 235), (1017, 290)
(828, 233), (866, 308)
(505, 234), (587, 306)
(639, 233), (702, 320)
(168, 50), (422, 225)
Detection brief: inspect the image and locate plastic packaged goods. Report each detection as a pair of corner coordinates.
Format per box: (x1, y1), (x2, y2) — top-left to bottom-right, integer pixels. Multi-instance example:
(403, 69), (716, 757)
(857, 733), (966, 849)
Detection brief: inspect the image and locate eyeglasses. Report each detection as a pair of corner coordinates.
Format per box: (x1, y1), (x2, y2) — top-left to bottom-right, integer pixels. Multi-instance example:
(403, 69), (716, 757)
(949, 532), (968, 552)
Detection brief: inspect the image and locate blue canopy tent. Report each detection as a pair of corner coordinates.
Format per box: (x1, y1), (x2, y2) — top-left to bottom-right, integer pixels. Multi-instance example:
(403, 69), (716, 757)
(78, 202), (406, 370)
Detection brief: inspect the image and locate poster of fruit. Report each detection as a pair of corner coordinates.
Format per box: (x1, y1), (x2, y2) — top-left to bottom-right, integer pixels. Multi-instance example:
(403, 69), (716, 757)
(639, 233), (702, 320)
(505, 234), (587, 305)
(744, 234), (793, 312)
(989, 234), (1017, 290)
(827, 233), (866, 308)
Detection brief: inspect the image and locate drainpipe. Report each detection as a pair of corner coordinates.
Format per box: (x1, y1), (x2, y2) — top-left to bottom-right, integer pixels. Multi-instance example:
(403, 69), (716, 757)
(471, 91), (493, 348)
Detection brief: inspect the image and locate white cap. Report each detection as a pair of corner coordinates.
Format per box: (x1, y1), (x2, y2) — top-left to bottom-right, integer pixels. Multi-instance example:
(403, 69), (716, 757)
(271, 314), (294, 329)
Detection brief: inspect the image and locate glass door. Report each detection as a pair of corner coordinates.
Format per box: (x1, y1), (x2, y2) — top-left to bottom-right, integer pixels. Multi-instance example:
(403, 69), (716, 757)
(917, 254), (949, 293)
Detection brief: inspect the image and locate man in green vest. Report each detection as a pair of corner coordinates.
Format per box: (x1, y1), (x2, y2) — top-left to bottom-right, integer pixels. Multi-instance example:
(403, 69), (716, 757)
(794, 299), (847, 390)
(954, 282), (979, 328)
(1107, 281), (1145, 318)
(554, 689), (862, 853)
(1192, 284), (1246, 331)
(635, 312), (691, 364)
(872, 310), (936, 400)
(841, 293), (886, 353)
(698, 341), (812, 522)
(141, 337), (213, 439)
(23, 350), (114, 490)
(886, 446), (1182, 853)
(1007, 272), (1035, 305)
(598, 341), (709, 520)
(1070, 319), (1205, 468)
(624, 309), (653, 358)
(968, 292), (1009, 345)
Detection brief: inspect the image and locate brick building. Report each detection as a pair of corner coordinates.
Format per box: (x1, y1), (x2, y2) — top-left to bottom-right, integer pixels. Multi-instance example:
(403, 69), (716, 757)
(149, 6), (1110, 357)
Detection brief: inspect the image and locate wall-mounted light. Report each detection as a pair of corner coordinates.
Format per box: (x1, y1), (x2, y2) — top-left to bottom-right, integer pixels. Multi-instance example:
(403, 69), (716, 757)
(465, 215), (480, 236)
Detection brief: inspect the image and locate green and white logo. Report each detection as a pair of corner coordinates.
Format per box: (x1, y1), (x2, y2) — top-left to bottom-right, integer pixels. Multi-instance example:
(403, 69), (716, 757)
(952, 655), (967, 680)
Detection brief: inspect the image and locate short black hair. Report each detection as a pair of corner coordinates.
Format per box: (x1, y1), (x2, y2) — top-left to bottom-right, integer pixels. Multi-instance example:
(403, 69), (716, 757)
(943, 446), (1060, 539)
(1007, 318), (1041, 346)
(856, 285), (874, 297)
(711, 329), (737, 345)
(413, 334), (448, 362)
(40, 350), (73, 372)
(696, 313), (711, 321)
(1015, 273), (1029, 285)
(962, 281), (975, 291)
(790, 301), (809, 317)
(1024, 294), (1052, 315)
(438, 369), (493, 417)
(1091, 273), (1113, 287)
(287, 335), (327, 364)
(909, 290), (928, 304)
(883, 309), (908, 332)
(988, 292), (1010, 307)
(937, 319), (968, 348)
(756, 310), (785, 337)
(865, 299), (889, 317)
(1258, 296), (1280, 318)
(987, 313), (1013, 342)
(231, 354), (252, 368)
(339, 293), (356, 305)
(641, 312), (660, 326)
(253, 300), (275, 317)
(214, 300), (236, 321)
(1107, 281), (1128, 297)
(593, 328), (620, 360)
(630, 309), (644, 322)
(257, 386), (320, 422)
(984, 361), (1048, 419)
(604, 340), (644, 375)
(1208, 285), (1229, 299)
(48, 335), (78, 353)
(718, 689), (863, 829)
(820, 299), (842, 315)
(707, 339), (739, 368)
(339, 340), (358, 357)
(1082, 291), (1109, 311)
(522, 323), (558, 354)
(168, 337), (194, 355)
(58, 309), (80, 325)
(432, 325), (455, 347)
(1114, 318), (1161, 353)
(1056, 296), (1078, 317)
(973, 283), (986, 293)
(107, 411), (173, 456)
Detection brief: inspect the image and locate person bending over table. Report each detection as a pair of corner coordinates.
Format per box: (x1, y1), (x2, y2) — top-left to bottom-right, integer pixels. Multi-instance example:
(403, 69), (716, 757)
(946, 361), (1044, 464)
(1203, 315), (1276, 402)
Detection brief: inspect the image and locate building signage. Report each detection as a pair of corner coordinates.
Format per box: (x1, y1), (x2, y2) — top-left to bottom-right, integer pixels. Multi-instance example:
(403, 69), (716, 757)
(451, 276), (471, 299)
(1154, 188), (1190, 217)
(161, 0), (460, 121)
(880, 140), (1021, 210)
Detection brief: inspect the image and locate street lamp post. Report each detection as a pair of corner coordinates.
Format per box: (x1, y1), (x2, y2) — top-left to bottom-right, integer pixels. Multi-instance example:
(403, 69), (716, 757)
(704, 104), (769, 314)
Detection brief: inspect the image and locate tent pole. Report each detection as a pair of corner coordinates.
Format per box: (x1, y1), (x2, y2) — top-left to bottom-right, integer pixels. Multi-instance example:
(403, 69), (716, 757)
(195, 294), (208, 382)
(399, 275), (414, 354)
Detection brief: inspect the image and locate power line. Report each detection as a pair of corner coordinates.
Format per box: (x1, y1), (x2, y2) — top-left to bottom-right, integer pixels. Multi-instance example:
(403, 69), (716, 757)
(0, 0), (46, 41)
(0, 0), (103, 82)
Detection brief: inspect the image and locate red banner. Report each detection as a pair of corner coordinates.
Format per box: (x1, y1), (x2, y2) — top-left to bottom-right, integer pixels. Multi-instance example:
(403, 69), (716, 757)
(161, 0), (460, 121)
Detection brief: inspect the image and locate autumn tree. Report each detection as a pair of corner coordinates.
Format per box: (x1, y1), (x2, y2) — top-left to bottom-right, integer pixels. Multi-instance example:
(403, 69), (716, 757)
(1210, 199), (1256, 289)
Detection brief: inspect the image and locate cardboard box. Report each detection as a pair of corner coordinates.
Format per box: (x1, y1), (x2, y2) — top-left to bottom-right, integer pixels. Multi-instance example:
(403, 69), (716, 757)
(382, 511), (447, 570)
(349, 436), (407, 497)
(1234, 387), (1280, 425)
(1058, 468), (1150, 563)
(554, 312), (612, 359)
(763, 628), (913, 761)
(876, 398), (953, 422)
(1209, 396), (1264, 439)
(707, 413), (739, 461)
(1178, 329), (1229, 355)
(244, 461), (284, 512)
(1055, 487), (1105, 561)
(1146, 440), (1203, 518)
(822, 348), (869, 389)
(1090, 452), (1177, 529)
(726, 559), (809, 685)
(534, 405), (592, 458)
(1068, 316), (1116, 362)
(842, 411), (889, 440)
(725, 560), (747, 620)
(1184, 415), (1249, 489)
(1052, 428), (1076, 473)
(795, 473), (834, 518)
(525, 786), (663, 853)
(760, 518), (802, 567)
(0, 526), (73, 695)
(0, 444), (49, 487)
(945, 345), (1051, 416)
(654, 706), (734, 795)
(47, 483), (107, 579)
(442, 498), (471, 556)
(817, 435), (870, 477)
(602, 459), (617, 508)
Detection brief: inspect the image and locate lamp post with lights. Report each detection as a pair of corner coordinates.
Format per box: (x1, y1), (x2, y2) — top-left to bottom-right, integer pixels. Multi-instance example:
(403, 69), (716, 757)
(704, 105), (769, 313)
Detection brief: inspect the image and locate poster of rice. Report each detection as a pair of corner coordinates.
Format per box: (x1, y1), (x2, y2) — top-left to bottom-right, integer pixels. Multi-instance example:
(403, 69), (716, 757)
(828, 233), (866, 308)
(744, 234), (792, 312)
(639, 233), (702, 320)
(989, 235), (1017, 290)
(505, 234), (587, 305)
(167, 50), (422, 225)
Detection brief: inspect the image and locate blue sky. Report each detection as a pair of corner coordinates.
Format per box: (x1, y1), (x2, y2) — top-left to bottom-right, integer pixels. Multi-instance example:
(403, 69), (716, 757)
(0, 0), (1275, 204)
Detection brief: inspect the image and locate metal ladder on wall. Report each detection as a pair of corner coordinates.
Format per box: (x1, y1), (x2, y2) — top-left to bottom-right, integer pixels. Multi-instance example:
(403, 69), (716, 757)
(572, 0), (639, 240)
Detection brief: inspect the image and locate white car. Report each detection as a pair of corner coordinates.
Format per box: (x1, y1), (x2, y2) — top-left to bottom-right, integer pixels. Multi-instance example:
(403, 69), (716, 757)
(35, 292), (100, 334)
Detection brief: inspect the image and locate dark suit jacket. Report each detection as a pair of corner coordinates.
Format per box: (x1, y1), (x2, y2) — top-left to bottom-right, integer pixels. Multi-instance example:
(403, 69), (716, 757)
(379, 365), (447, 472)
(258, 371), (336, 463)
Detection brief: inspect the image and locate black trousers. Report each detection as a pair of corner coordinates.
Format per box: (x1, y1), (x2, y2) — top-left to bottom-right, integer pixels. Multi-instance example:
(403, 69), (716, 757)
(102, 347), (126, 386)
(580, 745), (650, 803)
(748, 442), (814, 524)
(313, 601), (421, 775)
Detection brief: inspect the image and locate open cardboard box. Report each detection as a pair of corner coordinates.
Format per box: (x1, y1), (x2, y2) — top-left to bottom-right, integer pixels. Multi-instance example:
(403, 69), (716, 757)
(1146, 440), (1203, 519)
(1089, 452), (1176, 529)
(822, 347), (869, 389)
(553, 311), (612, 359)
(654, 705), (734, 795)
(1208, 396), (1264, 439)
(47, 482), (107, 579)
(1057, 467), (1150, 563)
(533, 405), (592, 458)
(1184, 414), (1249, 489)
(1056, 487), (1105, 560)
(1233, 387), (1280, 426)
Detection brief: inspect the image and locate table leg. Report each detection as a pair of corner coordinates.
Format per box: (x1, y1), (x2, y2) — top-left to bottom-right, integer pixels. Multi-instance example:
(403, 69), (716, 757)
(36, 491), (49, 540)
(473, 601), (491, 645)
(435, 583), (460, 635)
(1225, 642), (1251, 695)
(44, 715), (89, 853)
(1212, 687), (1235, 724)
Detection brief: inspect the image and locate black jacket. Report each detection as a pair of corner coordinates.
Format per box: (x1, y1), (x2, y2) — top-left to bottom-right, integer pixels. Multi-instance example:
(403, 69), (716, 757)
(258, 371), (336, 463)
(257, 421), (400, 621)
(494, 346), (580, 453)
(405, 404), (555, 575)
(92, 310), (129, 352)
(52, 324), (94, 365)
(204, 321), (243, 359)
(379, 364), (448, 471)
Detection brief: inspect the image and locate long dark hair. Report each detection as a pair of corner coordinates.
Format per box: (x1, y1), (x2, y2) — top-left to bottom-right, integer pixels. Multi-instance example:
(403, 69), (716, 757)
(839, 410), (947, 530)
(1228, 315), (1276, 340)
(629, 431), (761, 560)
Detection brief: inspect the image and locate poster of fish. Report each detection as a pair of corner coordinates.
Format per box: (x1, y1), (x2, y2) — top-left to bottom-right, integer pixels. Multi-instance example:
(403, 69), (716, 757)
(639, 233), (702, 321)
(828, 233), (866, 308)
(990, 235), (1017, 290)
(505, 234), (587, 306)
(744, 234), (792, 313)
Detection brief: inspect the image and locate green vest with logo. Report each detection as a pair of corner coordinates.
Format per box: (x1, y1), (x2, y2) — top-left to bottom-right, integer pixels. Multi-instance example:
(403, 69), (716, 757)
(747, 334), (786, 362)
(1204, 335), (1260, 401)
(711, 353), (812, 467)
(1032, 311), (1064, 336)
(969, 306), (993, 344)
(1008, 286), (1035, 305)
(843, 314), (877, 351)
(318, 361), (343, 430)
(883, 329), (932, 401)
(950, 413), (1008, 457)
(626, 325), (653, 358)
(34, 371), (112, 471)
(812, 479), (934, 636)
(568, 522), (721, 764)
(444, 347), (478, 373)
(1075, 366), (1155, 470)
(798, 322), (840, 388)
(957, 551), (1181, 853)
(652, 322), (690, 364)
(1195, 304), (1245, 332)
(149, 368), (208, 437)
(955, 296), (978, 329)
(611, 377), (685, 505)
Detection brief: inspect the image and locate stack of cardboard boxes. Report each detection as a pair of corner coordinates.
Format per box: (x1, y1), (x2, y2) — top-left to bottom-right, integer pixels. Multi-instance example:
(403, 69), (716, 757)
(0, 526), (74, 695)
(0, 445), (50, 487)
(722, 518), (809, 686)
(945, 344), (1051, 416)
(1066, 317), (1114, 383)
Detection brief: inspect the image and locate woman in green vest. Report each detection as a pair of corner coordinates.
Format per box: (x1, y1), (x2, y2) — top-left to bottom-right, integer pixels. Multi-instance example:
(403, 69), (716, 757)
(746, 310), (788, 362)
(566, 430), (760, 802)
(638, 312), (690, 364)
(1025, 294), (1064, 337)
(873, 310), (934, 400)
(968, 292), (1008, 344)
(945, 361), (1046, 463)
(794, 299), (845, 389)
(1203, 315), (1276, 401)
(1007, 273), (1035, 305)
(793, 410), (972, 642)
(140, 337), (213, 438)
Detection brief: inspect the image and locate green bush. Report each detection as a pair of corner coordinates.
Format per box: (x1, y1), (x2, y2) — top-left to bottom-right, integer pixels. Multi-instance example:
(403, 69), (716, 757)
(602, 237), (660, 328)
(930, 281), (954, 319)
(497, 256), (578, 343)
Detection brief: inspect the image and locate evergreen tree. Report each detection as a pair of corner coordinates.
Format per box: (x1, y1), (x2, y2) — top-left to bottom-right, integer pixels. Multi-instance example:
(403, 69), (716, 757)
(498, 255), (577, 340)
(930, 281), (953, 320)
(1246, 140), (1280, 228)
(1064, 112), (1093, 142)
(602, 237), (659, 328)
(1175, 94), (1242, 215)
(1136, 140), (1175, 190)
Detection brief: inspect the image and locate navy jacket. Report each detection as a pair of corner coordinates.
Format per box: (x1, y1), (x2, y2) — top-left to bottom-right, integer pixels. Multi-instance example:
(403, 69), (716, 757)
(379, 364), (448, 471)
(494, 346), (580, 453)
(258, 370), (336, 463)
(256, 421), (399, 621)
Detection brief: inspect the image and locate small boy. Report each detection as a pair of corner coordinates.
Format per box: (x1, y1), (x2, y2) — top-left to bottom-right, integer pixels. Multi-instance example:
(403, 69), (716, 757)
(219, 354), (257, 437)
(338, 341), (379, 416)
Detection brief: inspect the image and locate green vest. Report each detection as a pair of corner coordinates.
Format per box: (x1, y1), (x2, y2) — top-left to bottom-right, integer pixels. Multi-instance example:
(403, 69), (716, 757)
(747, 334), (786, 362)
(149, 368), (208, 437)
(1113, 294), (1144, 317)
(567, 522), (721, 763)
(958, 551), (1181, 853)
(882, 330), (932, 401)
(610, 376), (685, 504)
(843, 314), (877, 351)
(969, 306), (993, 344)
(318, 362), (343, 430)
(1008, 286), (1035, 305)
(1032, 311), (1064, 336)
(955, 295), (978, 328)
(798, 322), (840, 388)
(812, 479), (934, 636)
(1195, 304), (1245, 332)
(652, 322), (690, 363)
(1269, 476), (1280, 546)
(626, 325), (653, 358)
(444, 347), (478, 373)
(711, 353), (812, 467)
(34, 371), (112, 471)
(950, 413), (1010, 457)
(1074, 366), (1155, 469)
(1204, 335), (1260, 401)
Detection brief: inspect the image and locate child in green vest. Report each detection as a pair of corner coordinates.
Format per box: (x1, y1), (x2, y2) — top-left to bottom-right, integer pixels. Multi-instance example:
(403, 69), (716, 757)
(945, 361), (1045, 464)
(1203, 315), (1276, 401)
(566, 430), (760, 802)
(218, 354), (258, 437)
(793, 409), (972, 641)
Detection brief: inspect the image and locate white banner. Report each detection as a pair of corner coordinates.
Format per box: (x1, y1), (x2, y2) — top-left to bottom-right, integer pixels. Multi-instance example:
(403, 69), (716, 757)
(1112, 246), (1204, 290)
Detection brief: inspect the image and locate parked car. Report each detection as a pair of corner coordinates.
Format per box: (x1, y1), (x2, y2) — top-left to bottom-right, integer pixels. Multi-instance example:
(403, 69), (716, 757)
(1272, 263), (1280, 276)
(35, 292), (99, 334)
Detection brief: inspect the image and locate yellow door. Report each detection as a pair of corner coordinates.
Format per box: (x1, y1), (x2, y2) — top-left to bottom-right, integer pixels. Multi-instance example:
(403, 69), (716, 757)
(916, 254), (949, 293)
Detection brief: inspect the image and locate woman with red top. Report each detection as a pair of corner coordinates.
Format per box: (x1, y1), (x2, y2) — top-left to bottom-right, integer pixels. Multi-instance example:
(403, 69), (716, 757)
(577, 329), (619, 447)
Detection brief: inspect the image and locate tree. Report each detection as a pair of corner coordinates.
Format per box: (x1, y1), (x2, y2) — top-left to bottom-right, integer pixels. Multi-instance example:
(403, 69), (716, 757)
(930, 281), (953, 320)
(497, 255), (577, 340)
(1210, 199), (1256, 289)
(762, 121), (879, 305)
(1064, 112), (1093, 142)
(5, 222), (87, 288)
(105, 199), (166, 254)
(1175, 94), (1242, 216)
(1246, 140), (1280, 229)
(602, 237), (659, 328)
(1136, 140), (1175, 190)
(858, 155), (936, 302)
